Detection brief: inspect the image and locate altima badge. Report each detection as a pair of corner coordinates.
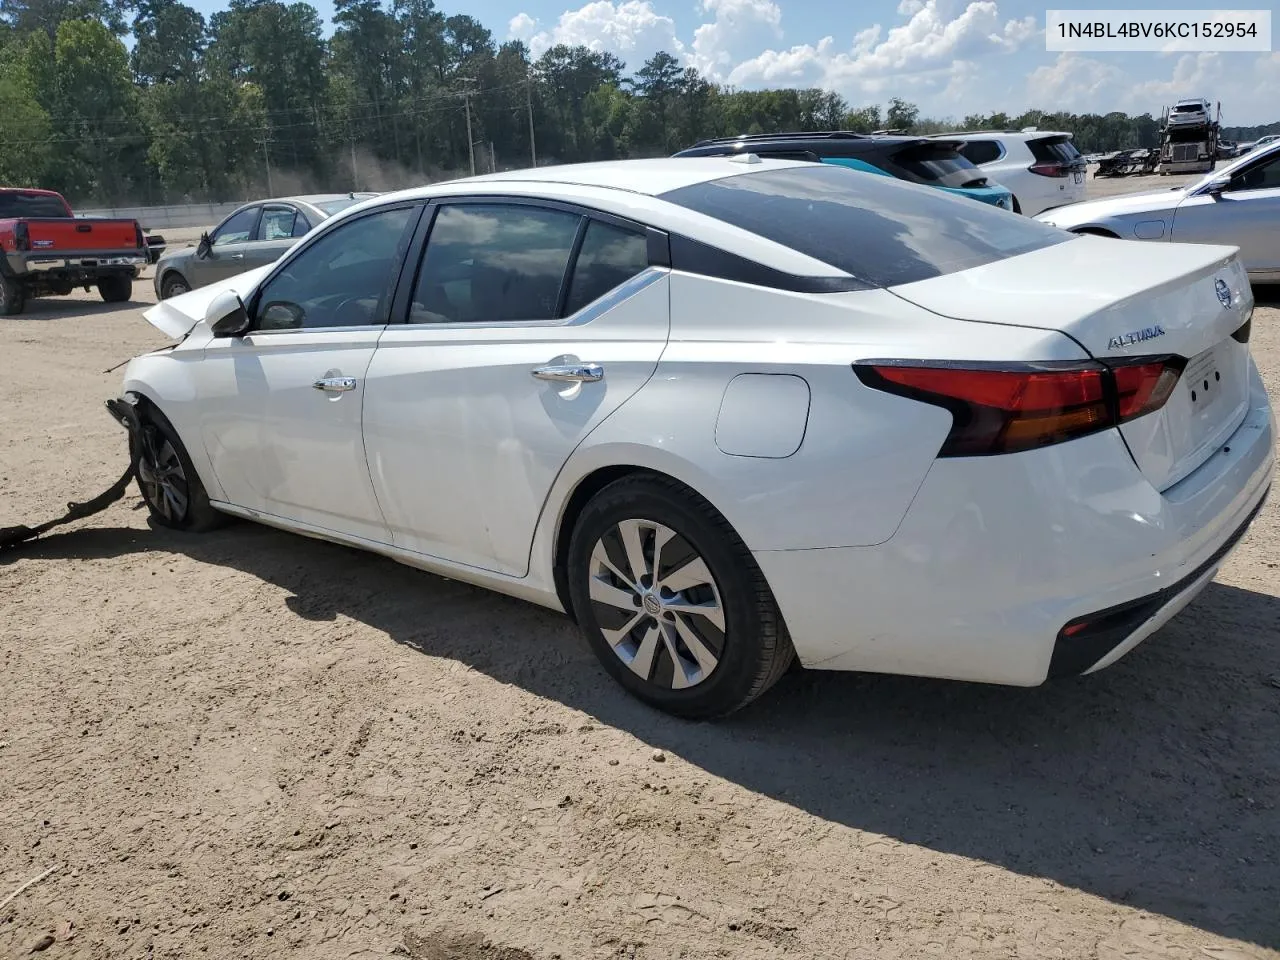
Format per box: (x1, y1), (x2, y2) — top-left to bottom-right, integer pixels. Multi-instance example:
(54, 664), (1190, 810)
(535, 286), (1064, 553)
(1215, 279), (1232, 309)
(1107, 325), (1165, 350)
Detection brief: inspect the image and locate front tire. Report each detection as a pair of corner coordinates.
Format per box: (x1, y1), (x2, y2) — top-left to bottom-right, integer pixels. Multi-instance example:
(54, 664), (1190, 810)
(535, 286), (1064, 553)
(160, 273), (190, 299)
(566, 475), (794, 719)
(0, 273), (25, 315)
(98, 274), (132, 303)
(130, 406), (225, 532)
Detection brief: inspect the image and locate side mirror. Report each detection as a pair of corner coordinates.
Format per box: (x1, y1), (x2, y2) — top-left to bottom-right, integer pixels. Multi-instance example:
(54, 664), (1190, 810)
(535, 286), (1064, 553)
(1205, 176), (1230, 197)
(196, 232), (212, 258)
(206, 290), (250, 337)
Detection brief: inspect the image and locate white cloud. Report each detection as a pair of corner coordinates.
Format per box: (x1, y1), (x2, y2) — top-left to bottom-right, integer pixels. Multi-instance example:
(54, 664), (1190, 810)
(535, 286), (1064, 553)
(728, 0), (1037, 95)
(507, 12), (537, 41)
(690, 0), (783, 78)
(507, 0), (684, 64)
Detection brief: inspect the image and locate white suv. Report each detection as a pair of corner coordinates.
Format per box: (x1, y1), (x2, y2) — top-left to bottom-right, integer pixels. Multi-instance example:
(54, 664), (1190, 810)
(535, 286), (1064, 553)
(930, 130), (1087, 217)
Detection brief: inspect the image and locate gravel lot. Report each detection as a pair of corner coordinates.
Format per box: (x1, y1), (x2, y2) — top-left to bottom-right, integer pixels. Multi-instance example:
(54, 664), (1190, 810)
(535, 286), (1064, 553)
(2, 173), (1278, 960)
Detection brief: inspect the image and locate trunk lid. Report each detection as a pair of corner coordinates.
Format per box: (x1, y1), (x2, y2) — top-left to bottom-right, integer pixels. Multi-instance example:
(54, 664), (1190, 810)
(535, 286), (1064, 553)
(24, 217), (141, 252)
(890, 235), (1253, 491)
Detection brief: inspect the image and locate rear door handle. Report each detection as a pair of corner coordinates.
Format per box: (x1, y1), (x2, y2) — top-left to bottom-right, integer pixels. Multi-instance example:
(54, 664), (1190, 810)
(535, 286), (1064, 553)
(313, 377), (357, 393)
(229, 253), (244, 261)
(531, 363), (604, 384)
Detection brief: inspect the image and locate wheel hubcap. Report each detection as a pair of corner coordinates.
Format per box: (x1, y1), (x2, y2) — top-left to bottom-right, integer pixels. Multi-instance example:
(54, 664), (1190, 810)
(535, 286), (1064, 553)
(136, 428), (189, 522)
(588, 519), (725, 690)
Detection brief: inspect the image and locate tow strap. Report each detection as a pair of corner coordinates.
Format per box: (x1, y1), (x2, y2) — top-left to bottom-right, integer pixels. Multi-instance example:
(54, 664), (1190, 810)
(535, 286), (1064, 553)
(0, 465), (136, 553)
(1, 397), (142, 553)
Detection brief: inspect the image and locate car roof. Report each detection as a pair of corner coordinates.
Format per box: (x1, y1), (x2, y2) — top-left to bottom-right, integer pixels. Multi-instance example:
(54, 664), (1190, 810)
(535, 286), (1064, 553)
(409, 157), (815, 198)
(673, 132), (954, 155)
(928, 130), (1073, 140)
(342, 157), (859, 280)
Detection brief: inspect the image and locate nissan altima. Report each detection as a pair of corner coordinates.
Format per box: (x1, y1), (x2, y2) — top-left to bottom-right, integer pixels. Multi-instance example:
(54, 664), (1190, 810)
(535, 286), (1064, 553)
(109, 157), (1273, 718)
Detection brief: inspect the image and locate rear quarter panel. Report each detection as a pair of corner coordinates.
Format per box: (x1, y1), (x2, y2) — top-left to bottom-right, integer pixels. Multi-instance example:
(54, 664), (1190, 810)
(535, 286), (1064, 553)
(534, 274), (1091, 563)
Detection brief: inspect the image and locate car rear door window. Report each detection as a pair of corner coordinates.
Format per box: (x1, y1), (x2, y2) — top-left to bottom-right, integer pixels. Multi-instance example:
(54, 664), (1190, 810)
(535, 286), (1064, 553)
(564, 220), (650, 315)
(253, 205), (417, 330)
(291, 213), (312, 237)
(660, 164), (1071, 287)
(408, 203), (581, 324)
(213, 207), (258, 246)
(959, 140), (1002, 165)
(258, 206), (297, 241)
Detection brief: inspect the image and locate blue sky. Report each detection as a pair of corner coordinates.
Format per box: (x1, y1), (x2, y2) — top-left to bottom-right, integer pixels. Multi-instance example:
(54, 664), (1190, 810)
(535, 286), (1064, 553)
(186, 0), (1279, 124)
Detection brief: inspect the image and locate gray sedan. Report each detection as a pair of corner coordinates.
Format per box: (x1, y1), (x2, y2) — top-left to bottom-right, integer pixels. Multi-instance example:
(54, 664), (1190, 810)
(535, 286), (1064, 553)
(153, 193), (379, 299)
(1037, 142), (1280, 282)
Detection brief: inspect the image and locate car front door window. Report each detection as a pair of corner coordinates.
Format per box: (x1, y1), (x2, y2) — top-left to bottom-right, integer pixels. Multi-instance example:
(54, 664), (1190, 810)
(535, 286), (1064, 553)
(212, 207), (258, 246)
(254, 205), (417, 331)
(1227, 155), (1280, 193)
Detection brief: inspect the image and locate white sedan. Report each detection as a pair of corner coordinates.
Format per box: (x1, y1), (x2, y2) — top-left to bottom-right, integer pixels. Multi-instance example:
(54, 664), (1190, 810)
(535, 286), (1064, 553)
(109, 157), (1274, 718)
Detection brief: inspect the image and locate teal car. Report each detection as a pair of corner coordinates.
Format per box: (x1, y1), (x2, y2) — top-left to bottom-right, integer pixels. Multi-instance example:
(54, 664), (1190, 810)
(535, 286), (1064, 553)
(674, 133), (1016, 212)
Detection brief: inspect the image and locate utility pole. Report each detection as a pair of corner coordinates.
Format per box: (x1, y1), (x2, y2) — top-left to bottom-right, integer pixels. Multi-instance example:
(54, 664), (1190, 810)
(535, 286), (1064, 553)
(457, 78), (477, 177)
(489, 141), (496, 174)
(350, 135), (359, 190)
(257, 130), (274, 195)
(526, 74), (537, 167)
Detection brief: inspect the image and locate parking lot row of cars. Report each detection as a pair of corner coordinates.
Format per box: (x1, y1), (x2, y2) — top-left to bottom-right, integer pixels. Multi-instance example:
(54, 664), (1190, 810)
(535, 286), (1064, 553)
(146, 130), (1278, 301)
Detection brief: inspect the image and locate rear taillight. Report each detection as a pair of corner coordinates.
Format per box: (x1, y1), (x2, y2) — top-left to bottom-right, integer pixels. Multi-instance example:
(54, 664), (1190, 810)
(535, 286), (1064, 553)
(135, 224), (144, 249)
(1028, 161), (1068, 177)
(14, 222), (30, 251)
(854, 357), (1184, 456)
(1111, 358), (1182, 422)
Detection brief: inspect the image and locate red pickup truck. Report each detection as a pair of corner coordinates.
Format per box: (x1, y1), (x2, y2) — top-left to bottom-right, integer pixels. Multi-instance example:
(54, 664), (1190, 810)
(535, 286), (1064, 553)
(0, 188), (152, 316)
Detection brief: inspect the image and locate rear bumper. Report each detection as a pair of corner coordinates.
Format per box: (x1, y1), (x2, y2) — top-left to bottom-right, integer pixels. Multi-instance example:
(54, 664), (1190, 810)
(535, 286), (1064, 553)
(756, 360), (1275, 684)
(6, 251), (146, 278)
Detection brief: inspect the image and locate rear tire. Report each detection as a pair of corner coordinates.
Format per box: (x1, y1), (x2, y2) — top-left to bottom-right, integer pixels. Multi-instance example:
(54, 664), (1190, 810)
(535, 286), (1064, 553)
(0, 273), (25, 315)
(160, 273), (190, 299)
(130, 405), (225, 532)
(98, 274), (132, 303)
(566, 474), (794, 719)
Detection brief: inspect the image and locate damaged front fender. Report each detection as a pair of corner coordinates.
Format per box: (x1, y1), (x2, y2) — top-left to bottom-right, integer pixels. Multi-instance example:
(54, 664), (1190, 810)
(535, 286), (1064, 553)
(142, 263), (273, 340)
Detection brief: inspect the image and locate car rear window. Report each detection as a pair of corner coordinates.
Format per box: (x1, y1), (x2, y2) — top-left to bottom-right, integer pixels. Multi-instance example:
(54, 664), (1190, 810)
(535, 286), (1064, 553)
(888, 144), (987, 188)
(0, 192), (70, 219)
(660, 164), (1072, 288)
(1029, 136), (1082, 165)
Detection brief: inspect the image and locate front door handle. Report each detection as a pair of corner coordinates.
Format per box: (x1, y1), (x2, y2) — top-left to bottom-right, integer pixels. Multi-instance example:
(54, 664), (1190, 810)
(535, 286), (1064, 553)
(313, 376), (357, 393)
(229, 253), (244, 261)
(531, 363), (604, 384)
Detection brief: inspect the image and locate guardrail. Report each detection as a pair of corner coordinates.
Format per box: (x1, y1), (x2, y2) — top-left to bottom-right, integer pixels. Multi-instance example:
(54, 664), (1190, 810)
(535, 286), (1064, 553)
(75, 202), (242, 230)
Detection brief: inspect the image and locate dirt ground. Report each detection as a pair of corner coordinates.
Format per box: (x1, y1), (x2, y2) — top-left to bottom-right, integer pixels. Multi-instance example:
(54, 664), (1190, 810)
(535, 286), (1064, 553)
(2, 176), (1278, 960)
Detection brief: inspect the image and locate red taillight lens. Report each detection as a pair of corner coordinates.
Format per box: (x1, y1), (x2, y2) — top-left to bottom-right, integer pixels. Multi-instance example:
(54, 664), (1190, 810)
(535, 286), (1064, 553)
(854, 357), (1183, 457)
(1029, 162), (1067, 177)
(1111, 359), (1182, 422)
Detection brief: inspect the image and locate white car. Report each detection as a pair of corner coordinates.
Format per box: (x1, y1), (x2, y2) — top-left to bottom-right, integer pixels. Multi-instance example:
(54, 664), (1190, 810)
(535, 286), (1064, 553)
(108, 157), (1274, 719)
(933, 130), (1088, 216)
(1036, 142), (1280, 282)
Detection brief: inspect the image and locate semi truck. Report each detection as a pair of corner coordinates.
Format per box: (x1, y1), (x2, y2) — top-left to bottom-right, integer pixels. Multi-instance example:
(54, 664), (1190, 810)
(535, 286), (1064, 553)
(1157, 98), (1220, 175)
